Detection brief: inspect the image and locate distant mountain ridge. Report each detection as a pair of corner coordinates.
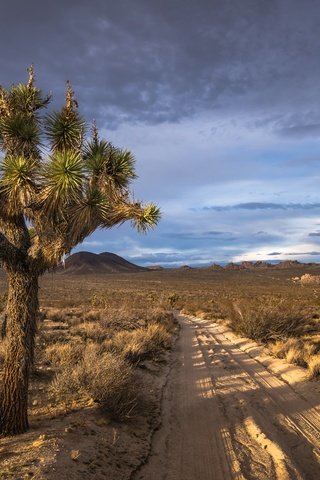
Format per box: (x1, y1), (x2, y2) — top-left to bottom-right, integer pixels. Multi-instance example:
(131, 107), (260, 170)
(55, 251), (146, 275)
(50, 252), (318, 275)
(206, 260), (314, 271)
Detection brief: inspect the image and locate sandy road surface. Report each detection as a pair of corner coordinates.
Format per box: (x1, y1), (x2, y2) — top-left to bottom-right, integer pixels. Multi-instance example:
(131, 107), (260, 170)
(133, 315), (320, 480)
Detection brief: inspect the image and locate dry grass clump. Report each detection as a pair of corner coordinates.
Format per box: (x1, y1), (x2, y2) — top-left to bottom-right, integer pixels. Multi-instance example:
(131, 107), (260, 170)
(269, 337), (320, 377)
(44, 341), (85, 367)
(108, 322), (172, 363)
(63, 309), (101, 327)
(181, 298), (225, 321)
(300, 274), (320, 285)
(307, 355), (320, 379)
(51, 344), (137, 420)
(146, 310), (177, 331)
(47, 309), (176, 419)
(224, 297), (314, 343)
(70, 321), (109, 342)
(269, 338), (314, 366)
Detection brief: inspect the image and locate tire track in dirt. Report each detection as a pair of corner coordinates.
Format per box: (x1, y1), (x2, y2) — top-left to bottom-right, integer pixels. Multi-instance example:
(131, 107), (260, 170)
(134, 315), (320, 480)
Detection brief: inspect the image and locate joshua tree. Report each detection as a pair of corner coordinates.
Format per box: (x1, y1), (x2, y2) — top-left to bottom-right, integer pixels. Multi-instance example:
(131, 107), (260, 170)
(0, 67), (160, 436)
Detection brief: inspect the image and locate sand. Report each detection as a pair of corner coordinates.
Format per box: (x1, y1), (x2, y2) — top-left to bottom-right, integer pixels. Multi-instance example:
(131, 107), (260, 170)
(135, 315), (320, 480)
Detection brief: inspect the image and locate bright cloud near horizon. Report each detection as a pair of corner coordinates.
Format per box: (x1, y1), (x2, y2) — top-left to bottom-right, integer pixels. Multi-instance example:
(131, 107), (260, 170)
(2, 0), (320, 266)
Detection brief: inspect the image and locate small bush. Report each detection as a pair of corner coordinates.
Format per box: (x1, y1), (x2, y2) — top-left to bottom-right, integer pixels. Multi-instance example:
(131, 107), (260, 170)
(51, 344), (137, 420)
(225, 298), (313, 343)
(70, 321), (109, 342)
(147, 310), (177, 332)
(300, 274), (320, 285)
(44, 342), (85, 367)
(307, 355), (320, 379)
(269, 338), (318, 369)
(110, 322), (172, 363)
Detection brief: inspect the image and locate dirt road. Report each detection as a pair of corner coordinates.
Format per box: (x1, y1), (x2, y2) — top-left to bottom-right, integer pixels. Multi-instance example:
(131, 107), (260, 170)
(133, 315), (320, 480)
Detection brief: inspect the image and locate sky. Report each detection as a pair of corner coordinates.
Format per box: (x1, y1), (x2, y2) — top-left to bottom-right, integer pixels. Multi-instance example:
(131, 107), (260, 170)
(1, 0), (320, 266)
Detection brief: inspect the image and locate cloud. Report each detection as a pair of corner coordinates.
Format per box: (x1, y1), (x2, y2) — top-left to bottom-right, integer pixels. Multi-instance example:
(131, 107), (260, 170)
(277, 124), (320, 138)
(160, 231), (234, 241)
(203, 202), (320, 211)
(233, 244), (320, 263)
(82, 240), (106, 247)
(1, 0), (320, 131)
(2, 1), (320, 266)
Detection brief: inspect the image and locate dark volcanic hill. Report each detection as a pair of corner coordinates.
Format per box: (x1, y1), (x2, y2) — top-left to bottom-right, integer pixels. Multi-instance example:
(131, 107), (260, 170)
(55, 251), (146, 275)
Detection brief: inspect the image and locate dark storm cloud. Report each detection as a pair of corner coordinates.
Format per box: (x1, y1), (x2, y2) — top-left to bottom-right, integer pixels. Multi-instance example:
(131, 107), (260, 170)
(309, 232), (320, 237)
(277, 124), (320, 138)
(203, 202), (320, 211)
(1, 0), (320, 130)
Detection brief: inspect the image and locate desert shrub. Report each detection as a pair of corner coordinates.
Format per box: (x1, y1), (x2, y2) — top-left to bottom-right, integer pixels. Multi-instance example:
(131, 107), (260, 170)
(70, 321), (109, 342)
(270, 337), (319, 371)
(44, 308), (66, 322)
(82, 309), (101, 322)
(146, 310), (177, 331)
(51, 344), (137, 420)
(285, 341), (308, 366)
(98, 310), (143, 332)
(307, 355), (320, 379)
(109, 322), (172, 363)
(224, 297), (313, 343)
(300, 274), (320, 285)
(181, 298), (225, 320)
(44, 341), (85, 367)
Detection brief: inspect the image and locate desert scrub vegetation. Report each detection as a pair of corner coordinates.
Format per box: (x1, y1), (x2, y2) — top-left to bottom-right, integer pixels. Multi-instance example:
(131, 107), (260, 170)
(223, 297), (317, 342)
(221, 296), (320, 377)
(38, 306), (176, 420)
(51, 344), (137, 420)
(108, 322), (172, 363)
(269, 338), (320, 378)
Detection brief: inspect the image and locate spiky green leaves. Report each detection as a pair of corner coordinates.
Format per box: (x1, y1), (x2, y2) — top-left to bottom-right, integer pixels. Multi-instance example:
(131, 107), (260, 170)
(131, 203), (161, 232)
(0, 156), (38, 211)
(68, 187), (110, 244)
(83, 139), (111, 174)
(109, 149), (136, 188)
(9, 83), (51, 117)
(0, 115), (40, 157)
(41, 151), (84, 218)
(100, 200), (161, 231)
(0, 73), (50, 158)
(45, 110), (85, 153)
(84, 139), (136, 189)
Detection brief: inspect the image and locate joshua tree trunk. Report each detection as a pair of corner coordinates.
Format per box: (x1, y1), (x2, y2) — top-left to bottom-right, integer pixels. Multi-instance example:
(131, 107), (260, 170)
(0, 269), (39, 435)
(0, 314), (7, 339)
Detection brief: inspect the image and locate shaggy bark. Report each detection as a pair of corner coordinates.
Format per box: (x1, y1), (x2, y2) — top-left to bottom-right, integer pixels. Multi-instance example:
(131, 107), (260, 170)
(0, 269), (39, 435)
(0, 314), (7, 339)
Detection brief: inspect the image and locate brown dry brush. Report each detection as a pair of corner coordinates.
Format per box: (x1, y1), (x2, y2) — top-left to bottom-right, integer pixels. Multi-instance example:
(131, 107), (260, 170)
(221, 296), (320, 377)
(47, 310), (176, 419)
(222, 297), (316, 342)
